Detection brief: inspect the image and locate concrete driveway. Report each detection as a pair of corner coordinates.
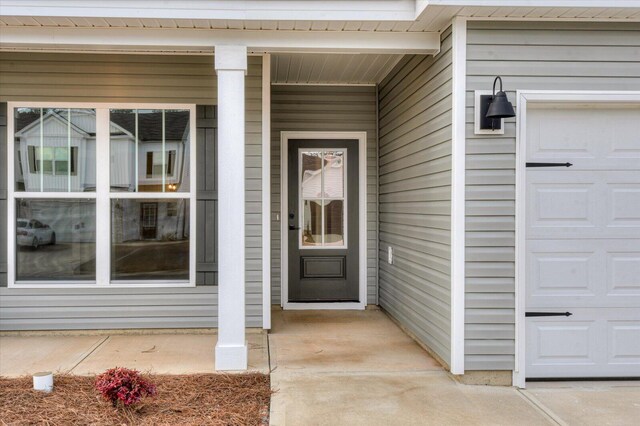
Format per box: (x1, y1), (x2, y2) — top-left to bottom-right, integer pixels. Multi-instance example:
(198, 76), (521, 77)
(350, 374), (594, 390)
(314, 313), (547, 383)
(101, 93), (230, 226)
(1, 309), (638, 425)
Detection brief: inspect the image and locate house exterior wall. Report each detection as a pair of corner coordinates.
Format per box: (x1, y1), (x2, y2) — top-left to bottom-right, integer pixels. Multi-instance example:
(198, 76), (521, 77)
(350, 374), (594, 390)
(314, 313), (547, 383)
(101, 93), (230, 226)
(464, 21), (640, 371)
(0, 53), (263, 329)
(270, 85), (378, 305)
(377, 27), (453, 365)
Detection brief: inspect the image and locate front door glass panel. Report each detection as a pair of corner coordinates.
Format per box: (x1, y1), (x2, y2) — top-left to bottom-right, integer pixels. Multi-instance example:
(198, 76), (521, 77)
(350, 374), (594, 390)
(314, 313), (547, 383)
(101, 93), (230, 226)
(299, 149), (346, 248)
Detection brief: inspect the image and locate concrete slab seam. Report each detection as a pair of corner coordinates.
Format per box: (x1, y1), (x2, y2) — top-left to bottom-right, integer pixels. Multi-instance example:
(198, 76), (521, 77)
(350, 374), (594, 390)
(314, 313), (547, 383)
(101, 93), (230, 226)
(517, 388), (567, 426)
(68, 336), (110, 374)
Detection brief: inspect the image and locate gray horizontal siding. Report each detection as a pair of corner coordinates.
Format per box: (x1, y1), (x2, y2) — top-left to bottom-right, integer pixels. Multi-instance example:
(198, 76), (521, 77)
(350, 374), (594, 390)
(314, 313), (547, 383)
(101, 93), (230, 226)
(0, 54), (263, 330)
(0, 287), (263, 330)
(465, 21), (640, 370)
(0, 53), (219, 103)
(378, 27), (453, 366)
(270, 85), (378, 305)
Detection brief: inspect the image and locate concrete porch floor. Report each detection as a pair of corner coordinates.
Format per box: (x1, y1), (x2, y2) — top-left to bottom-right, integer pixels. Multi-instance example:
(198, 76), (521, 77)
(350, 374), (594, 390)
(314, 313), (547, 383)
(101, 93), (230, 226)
(1, 309), (639, 425)
(0, 331), (269, 376)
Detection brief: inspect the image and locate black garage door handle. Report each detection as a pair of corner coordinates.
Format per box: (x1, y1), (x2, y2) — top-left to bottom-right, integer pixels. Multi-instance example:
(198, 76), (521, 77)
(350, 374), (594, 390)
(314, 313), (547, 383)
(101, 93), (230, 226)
(525, 312), (573, 317)
(526, 162), (573, 168)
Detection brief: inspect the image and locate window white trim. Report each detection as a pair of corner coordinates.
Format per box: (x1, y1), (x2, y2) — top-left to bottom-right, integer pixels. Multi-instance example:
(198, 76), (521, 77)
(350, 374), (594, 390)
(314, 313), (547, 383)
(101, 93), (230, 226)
(280, 131), (367, 310)
(6, 101), (196, 289)
(513, 90), (640, 389)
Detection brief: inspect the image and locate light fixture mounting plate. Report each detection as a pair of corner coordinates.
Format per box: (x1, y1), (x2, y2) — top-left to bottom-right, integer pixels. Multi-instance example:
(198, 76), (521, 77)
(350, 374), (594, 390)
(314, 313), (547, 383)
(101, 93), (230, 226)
(479, 94), (502, 130)
(474, 90), (505, 135)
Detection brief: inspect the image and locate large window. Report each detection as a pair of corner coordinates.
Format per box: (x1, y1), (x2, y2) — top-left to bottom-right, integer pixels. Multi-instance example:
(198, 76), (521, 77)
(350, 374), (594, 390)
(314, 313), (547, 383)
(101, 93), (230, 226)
(8, 104), (195, 287)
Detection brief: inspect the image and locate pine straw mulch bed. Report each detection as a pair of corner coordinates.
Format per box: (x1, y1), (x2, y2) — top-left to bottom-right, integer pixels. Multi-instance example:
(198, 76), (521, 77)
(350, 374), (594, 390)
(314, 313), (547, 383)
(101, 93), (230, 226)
(0, 373), (271, 426)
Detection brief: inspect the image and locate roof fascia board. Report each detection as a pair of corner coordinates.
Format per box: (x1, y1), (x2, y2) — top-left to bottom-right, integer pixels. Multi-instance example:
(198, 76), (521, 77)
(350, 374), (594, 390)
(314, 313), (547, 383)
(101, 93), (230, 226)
(0, 26), (440, 54)
(0, 0), (418, 21)
(429, 0), (640, 7)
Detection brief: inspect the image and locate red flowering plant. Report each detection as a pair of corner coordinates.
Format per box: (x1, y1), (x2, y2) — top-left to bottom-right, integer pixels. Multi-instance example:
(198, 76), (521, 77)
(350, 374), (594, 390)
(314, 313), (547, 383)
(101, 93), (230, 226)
(95, 367), (157, 407)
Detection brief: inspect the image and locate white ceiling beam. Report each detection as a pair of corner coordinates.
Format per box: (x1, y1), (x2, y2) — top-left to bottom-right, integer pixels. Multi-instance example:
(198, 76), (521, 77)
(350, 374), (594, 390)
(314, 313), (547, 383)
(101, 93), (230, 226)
(0, 26), (440, 54)
(0, 0), (418, 21)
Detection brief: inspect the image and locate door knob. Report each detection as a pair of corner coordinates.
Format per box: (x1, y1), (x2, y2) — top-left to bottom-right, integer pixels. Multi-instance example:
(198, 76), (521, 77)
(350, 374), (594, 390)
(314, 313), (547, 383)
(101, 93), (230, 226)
(289, 225), (300, 230)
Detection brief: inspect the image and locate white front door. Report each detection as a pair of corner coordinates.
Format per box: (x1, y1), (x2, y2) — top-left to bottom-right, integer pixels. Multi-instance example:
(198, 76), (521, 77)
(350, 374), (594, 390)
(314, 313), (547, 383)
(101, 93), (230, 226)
(525, 103), (640, 378)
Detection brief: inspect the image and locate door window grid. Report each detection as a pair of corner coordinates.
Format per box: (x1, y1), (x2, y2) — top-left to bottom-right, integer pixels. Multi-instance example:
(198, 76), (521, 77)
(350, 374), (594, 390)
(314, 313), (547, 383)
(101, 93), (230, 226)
(298, 149), (347, 249)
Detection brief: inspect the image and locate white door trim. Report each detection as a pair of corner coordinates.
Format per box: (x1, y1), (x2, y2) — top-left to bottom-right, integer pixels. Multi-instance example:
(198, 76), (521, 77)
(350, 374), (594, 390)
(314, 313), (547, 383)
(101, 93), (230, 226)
(513, 90), (640, 388)
(280, 131), (367, 310)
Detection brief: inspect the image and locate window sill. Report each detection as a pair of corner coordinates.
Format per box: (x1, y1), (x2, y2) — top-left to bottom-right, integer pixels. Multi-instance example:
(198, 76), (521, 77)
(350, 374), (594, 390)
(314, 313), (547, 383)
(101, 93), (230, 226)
(8, 281), (196, 289)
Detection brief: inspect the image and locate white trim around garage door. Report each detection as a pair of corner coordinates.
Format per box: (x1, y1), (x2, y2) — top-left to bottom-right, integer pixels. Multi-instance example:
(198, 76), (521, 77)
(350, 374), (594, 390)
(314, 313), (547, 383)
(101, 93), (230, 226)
(280, 131), (367, 310)
(513, 90), (640, 388)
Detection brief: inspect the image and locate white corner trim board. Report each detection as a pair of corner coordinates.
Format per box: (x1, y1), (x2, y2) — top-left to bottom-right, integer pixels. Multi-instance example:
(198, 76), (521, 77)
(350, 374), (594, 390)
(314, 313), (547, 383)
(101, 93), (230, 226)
(280, 131), (368, 311)
(512, 90), (640, 388)
(450, 16), (466, 376)
(215, 45), (248, 371)
(262, 54), (272, 330)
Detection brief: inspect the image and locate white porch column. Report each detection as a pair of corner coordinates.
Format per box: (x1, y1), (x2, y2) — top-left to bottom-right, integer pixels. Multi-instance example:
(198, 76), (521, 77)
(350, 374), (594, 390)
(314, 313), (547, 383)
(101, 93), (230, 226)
(215, 45), (248, 371)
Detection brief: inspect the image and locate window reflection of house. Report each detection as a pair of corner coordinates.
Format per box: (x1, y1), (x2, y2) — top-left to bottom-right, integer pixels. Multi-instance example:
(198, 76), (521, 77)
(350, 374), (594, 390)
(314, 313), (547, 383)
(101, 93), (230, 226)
(14, 109), (96, 192)
(14, 109), (190, 245)
(109, 110), (190, 193)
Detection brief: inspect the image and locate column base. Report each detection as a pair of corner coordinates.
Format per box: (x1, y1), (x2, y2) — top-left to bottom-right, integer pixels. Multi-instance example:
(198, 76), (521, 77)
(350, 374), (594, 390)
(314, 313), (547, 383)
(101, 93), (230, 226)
(215, 342), (248, 371)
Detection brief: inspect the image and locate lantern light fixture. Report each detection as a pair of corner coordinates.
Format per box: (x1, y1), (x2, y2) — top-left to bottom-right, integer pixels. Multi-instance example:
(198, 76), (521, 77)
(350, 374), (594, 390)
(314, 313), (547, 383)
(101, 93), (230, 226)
(479, 76), (516, 131)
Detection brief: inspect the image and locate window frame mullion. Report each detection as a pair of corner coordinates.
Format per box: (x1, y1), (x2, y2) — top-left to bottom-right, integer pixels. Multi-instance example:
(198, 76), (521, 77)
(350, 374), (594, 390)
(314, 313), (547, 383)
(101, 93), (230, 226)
(95, 107), (111, 286)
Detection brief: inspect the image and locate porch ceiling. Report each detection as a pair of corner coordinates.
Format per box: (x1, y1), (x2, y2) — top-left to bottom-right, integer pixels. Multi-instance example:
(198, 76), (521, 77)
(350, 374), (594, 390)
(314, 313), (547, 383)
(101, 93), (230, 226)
(271, 53), (404, 85)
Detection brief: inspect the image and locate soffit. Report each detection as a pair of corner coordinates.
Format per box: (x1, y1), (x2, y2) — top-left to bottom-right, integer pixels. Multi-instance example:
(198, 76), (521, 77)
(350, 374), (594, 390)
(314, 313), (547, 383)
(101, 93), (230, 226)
(1, 6), (638, 32)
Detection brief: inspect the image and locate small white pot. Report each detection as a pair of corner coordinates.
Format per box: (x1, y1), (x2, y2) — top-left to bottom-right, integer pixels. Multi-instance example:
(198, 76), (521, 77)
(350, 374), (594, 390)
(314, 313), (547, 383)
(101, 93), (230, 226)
(33, 372), (54, 392)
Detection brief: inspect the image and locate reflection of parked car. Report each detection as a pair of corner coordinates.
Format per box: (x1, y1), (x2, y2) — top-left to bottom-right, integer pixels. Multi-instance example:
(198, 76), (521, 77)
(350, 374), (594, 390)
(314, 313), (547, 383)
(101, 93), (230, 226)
(16, 218), (56, 249)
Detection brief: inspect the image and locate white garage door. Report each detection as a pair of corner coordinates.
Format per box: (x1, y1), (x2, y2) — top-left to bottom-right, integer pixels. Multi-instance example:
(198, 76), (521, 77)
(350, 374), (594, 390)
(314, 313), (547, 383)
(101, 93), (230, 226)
(525, 103), (640, 378)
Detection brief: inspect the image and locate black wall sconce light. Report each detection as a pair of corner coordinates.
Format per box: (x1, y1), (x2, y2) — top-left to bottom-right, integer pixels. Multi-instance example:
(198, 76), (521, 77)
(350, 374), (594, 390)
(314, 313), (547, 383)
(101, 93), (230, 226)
(478, 76), (516, 131)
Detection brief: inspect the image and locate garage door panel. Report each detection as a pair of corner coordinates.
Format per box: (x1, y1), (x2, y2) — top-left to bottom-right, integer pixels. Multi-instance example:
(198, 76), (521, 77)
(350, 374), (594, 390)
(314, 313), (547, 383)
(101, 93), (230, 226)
(528, 249), (597, 300)
(527, 181), (596, 231)
(525, 104), (640, 379)
(526, 309), (640, 378)
(527, 105), (640, 170)
(604, 110), (640, 160)
(527, 172), (640, 238)
(527, 107), (600, 161)
(528, 321), (597, 366)
(607, 184), (640, 229)
(607, 252), (640, 297)
(528, 240), (640, 307)
(608, 322), (640, 366)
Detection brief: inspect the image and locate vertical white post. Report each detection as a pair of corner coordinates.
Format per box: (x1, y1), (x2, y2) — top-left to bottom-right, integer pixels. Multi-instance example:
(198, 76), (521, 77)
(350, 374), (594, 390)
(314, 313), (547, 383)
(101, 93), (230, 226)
(450, 17), (467, 376)
(262, 54), (272, 330)
(215, 45), (248, 371)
